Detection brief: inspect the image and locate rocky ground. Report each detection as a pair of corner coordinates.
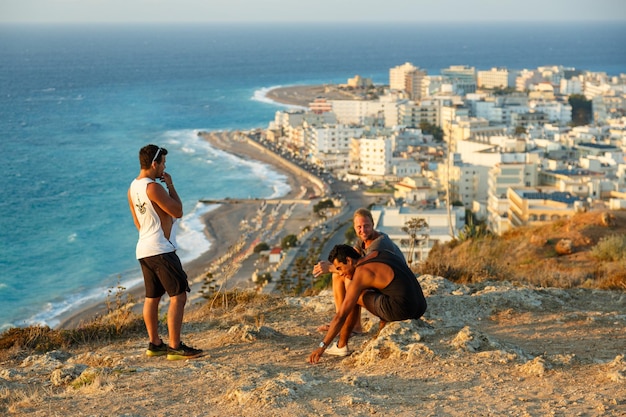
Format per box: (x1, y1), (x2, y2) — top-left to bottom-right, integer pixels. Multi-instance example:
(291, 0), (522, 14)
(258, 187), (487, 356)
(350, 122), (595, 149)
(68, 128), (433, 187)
(2, 276), (624, 416)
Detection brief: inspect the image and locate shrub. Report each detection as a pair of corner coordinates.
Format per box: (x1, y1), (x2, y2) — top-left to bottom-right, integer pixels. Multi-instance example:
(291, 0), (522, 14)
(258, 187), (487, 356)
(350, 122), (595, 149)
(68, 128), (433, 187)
(253, 242), (270, 253)
(591, 234), (626, 262)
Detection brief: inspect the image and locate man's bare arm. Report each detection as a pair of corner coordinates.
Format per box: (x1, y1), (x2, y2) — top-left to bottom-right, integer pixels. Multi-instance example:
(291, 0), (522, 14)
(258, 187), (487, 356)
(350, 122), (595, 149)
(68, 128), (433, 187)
(127, 189), (140, 230)
(146, 181), (183, 218)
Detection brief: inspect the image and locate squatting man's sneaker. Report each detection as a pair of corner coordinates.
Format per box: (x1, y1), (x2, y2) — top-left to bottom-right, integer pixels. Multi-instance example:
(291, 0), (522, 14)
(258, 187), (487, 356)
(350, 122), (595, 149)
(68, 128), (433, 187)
(325, 342), (350, 357)
(145, 340), (168, 357)
(166, 342), (203, 360)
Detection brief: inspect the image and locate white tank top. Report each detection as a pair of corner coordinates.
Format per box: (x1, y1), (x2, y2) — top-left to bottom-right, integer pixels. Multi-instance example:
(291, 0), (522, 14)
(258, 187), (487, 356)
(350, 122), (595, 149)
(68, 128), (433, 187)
(129, 177), (177, 259)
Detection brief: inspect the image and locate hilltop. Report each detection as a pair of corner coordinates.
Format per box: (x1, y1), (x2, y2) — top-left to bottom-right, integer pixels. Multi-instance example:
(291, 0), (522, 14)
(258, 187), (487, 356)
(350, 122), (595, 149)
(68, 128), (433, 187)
(1, 272), (624, 416)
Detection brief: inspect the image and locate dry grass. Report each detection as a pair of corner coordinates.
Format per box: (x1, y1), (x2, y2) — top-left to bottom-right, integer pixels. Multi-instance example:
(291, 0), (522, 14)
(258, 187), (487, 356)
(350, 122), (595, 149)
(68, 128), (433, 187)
(419, 210), (626, 290)
(0, 289), (274, 362)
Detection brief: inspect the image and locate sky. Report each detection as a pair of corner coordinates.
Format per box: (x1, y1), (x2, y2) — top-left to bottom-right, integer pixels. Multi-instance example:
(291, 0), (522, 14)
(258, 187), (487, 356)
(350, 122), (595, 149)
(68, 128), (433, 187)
(1, 0), (624, 24)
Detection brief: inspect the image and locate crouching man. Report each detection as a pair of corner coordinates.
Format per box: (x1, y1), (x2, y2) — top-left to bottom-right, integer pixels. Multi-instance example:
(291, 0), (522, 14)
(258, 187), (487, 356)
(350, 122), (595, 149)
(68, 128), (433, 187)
(308, 244), (427, 364)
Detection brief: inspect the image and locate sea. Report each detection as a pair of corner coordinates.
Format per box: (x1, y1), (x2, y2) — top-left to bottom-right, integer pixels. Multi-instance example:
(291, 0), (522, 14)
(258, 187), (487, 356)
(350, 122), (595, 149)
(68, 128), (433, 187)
(1, 22), (625, 330)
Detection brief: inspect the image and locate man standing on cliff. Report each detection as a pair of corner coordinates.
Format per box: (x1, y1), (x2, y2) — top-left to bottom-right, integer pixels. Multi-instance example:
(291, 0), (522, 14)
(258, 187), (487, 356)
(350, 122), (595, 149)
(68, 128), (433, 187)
(128, 144), (202, 360)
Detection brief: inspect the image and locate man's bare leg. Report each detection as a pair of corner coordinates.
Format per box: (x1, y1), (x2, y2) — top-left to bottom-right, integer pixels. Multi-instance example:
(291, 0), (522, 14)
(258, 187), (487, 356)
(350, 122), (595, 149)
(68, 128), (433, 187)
(374, 320), (387, 338)
(167, 292), (187, 349)
(341, 274), (364, 333)
(317, 273), (363, 333)
(143, 297), (162, 345)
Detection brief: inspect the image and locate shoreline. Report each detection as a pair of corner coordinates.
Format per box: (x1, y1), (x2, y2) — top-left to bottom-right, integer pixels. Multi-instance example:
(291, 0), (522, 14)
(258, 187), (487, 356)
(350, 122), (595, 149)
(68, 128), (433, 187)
(57, 127), (324, 329)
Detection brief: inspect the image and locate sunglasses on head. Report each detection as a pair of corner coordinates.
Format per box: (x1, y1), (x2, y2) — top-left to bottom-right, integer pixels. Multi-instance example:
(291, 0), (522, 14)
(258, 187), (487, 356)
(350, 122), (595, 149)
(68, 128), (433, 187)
(151, 148), (162, 164)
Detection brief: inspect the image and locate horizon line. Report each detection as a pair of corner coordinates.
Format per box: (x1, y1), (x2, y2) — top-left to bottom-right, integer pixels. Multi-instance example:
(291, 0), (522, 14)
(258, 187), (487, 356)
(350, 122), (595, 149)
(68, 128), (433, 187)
(1, 19), (625, 25)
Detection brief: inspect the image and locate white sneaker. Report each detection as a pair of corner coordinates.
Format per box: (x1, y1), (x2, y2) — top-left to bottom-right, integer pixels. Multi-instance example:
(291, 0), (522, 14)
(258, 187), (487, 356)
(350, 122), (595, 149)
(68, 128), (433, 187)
(325, 342), (349, 357)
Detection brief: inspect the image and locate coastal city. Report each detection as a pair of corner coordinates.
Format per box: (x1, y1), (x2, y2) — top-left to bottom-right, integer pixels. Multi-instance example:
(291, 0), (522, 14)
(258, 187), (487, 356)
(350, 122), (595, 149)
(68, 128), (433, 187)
(248, 62), (626, 265)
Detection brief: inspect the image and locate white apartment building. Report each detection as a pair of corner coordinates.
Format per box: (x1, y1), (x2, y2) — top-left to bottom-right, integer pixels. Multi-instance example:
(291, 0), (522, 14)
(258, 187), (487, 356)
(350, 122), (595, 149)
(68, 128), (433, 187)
(507, 187), (587, 228)
(390, 62), (418, 91)
(330, 94), (404, 128)
(271, 110), (305, 131)
(560, 76), (583, 95)
(593, 95), (626, 124)
(581, 71), (626, 99)
(370, 205), (466, 264)
(584, 78), (613, 99)
(440, 105), (470, 131)
(537, 65), (571, 85)
(389, 62), (427, 100)
(456, 138), (536, 168)
(394, 176), (438, 204)
(271, 109), (336, 138)
(397, 100), (439, 127)
(391, 157), (422, 179)
(391, 128), (427, 152)
(441, 65), (477, 95)
(473, 99), (529, 125)
(487, 161), (539, 235)
(306, 123), (364, 171)
(447, 117), (507, 151)
(515, 69), (543, 92)
(437, 161), (490, 208)
(477, 67), (517, 89)
(349, 136), (393, 178)
(329, 100), (380, 125)
(529, 100), (572, 125)
(406, 69), (428, 101)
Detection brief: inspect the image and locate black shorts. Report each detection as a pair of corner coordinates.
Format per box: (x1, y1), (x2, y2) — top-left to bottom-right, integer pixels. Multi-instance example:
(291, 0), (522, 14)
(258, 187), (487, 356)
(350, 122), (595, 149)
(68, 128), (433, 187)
(139, 251), (190, 298)
(362, 290), (424, 322)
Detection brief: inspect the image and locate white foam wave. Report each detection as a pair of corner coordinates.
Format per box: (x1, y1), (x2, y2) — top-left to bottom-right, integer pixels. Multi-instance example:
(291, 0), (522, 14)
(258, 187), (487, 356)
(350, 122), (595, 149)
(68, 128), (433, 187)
(251, 85), (308, 110)
(175, 202), (217, 263)
(21, 269), (145, 329)
(162, 129), (292, 200)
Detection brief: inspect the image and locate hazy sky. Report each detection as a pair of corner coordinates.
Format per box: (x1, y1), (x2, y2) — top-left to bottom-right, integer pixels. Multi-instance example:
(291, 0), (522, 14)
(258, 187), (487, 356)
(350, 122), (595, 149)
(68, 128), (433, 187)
(1, 0), (624, 23)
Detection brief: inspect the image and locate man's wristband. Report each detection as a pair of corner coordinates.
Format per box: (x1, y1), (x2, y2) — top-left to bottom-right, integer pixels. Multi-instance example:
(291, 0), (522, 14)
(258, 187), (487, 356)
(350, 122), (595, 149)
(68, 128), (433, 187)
(319, 341), (327, 349)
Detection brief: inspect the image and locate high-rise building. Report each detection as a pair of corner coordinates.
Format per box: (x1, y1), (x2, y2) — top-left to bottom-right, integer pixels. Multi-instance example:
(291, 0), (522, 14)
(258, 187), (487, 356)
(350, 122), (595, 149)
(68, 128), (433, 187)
(441, 65), (477, 95)
(477, 67), (517, 89)
(390, 62), (417, 91)
(389, 62), (427, 100)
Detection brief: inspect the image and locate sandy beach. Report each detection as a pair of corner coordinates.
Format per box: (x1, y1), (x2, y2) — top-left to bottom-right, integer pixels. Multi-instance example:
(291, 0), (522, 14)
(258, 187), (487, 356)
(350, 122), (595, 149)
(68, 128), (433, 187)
(265, 84), (362, 107)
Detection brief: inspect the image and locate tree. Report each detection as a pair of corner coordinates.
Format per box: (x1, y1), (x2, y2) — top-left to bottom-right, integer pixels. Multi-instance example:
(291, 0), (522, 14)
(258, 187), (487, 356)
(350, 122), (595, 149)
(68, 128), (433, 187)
(401, 217), (429, 268)
(514, 126), (527, 137)
(344, 226), (356, 243)
(419, 121), (444, 142)
(253, 242), (269, 254)
(281, 234), (298, 249)
(458, 212), (490, 242)
(313, 199), (335, 216)
(568, 94), (592, 126)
